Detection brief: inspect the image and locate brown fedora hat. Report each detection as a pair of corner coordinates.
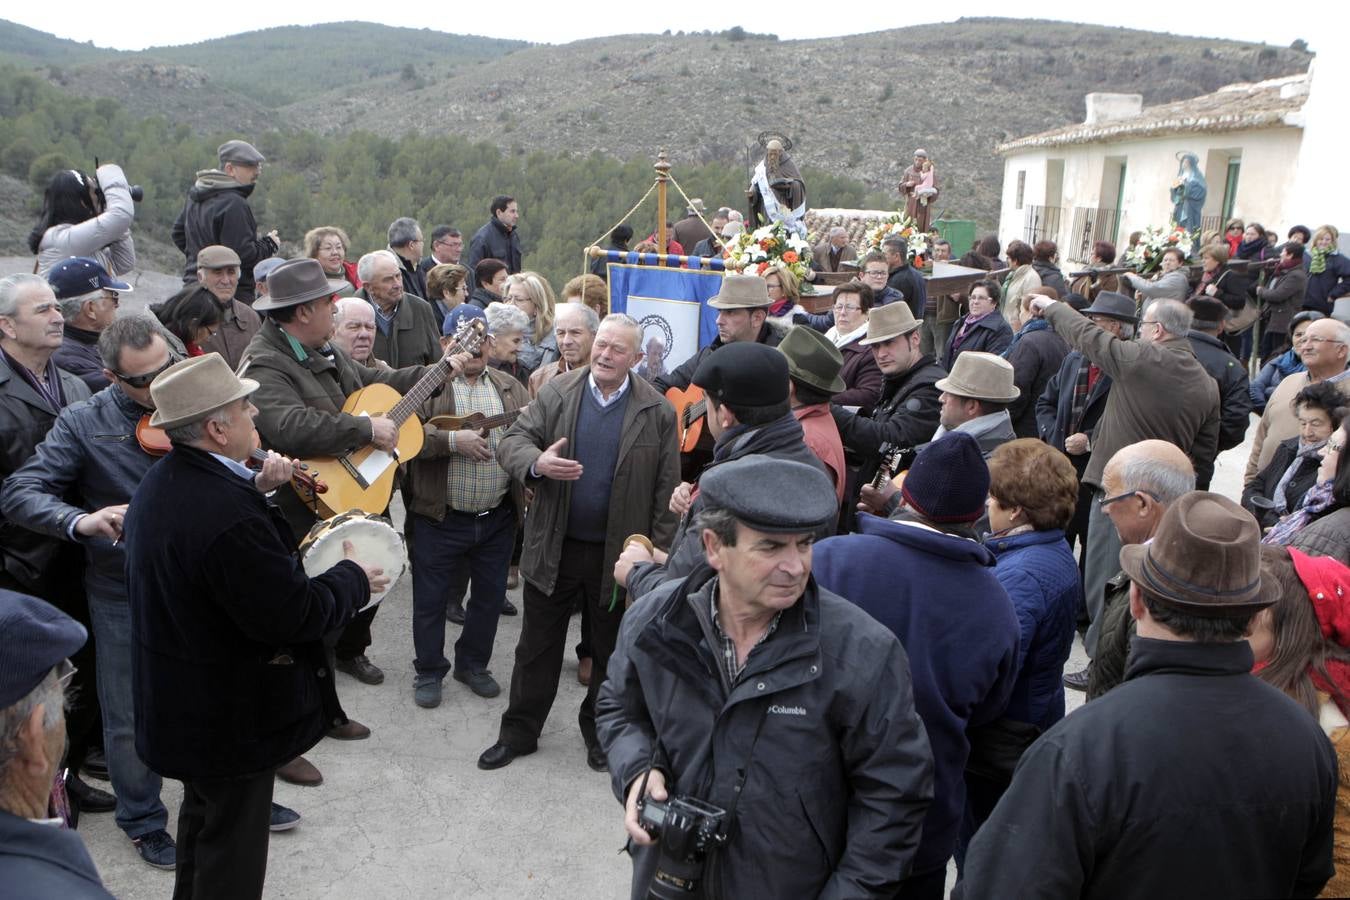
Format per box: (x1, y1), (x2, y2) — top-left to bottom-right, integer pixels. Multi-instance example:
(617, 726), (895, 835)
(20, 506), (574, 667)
(859, 301), (921, 345)
(253, 258), (349, 312)
(708, 273), (771, 310)
(148, 354), (259, 430)
(935, 352), (1020, 403)
(1119, 491), (1279, 618)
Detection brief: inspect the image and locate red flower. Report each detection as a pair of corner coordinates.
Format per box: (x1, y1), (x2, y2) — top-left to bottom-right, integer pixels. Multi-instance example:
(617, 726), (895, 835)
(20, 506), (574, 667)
(782, 251), (799, 264)
(757, 261), (770, 275)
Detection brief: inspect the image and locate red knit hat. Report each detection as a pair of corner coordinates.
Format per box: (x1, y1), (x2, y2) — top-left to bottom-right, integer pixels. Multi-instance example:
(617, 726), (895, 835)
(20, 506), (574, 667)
(1288, 548), (1350, 647)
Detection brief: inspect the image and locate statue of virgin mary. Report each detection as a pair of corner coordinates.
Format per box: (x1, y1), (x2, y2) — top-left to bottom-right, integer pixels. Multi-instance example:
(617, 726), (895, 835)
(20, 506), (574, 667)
(1170, 152), (1207, 238)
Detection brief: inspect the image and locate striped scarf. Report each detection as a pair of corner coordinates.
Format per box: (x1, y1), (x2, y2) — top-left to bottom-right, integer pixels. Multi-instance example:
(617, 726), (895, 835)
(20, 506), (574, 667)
(1067, 360), (1096, 437)
(1311, 246), (1333, 276)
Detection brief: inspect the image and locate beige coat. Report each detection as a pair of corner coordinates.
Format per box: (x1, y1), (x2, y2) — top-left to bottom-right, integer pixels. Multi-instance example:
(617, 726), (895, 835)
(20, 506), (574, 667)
(496, 368), (679, 601)
(1002, 265), (1042, 321)
(200, 298), (260, 370)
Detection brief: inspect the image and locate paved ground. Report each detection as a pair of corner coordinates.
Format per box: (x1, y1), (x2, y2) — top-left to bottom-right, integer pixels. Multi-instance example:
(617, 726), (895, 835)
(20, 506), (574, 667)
(51, 257), (1253, 897)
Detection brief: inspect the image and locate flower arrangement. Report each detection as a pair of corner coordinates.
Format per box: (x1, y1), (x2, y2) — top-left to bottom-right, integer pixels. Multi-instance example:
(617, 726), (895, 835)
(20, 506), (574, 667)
(1122, 224), (1196, 274)
(861, 214), (930, 265)
(722, 222), (814, 288)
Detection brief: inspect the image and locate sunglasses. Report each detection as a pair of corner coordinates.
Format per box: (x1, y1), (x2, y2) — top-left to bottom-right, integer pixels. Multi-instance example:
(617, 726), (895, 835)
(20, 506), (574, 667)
(114, 354), (181, 389)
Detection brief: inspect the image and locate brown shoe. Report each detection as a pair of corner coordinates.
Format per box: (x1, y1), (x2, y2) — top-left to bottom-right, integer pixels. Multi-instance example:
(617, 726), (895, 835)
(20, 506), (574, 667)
(577, 656), (592, 686)
(276, 756), (323, 786)
(327, 719), (372, 741)
(506, 566), (519, 590)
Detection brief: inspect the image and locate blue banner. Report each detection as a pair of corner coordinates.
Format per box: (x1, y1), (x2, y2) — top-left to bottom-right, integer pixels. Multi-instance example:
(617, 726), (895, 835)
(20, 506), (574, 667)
(606, 259), (724, 381)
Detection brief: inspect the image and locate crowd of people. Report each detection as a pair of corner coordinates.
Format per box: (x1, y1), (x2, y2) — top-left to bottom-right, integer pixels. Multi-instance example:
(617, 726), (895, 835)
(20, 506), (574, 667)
(4, 136), (1350, 900)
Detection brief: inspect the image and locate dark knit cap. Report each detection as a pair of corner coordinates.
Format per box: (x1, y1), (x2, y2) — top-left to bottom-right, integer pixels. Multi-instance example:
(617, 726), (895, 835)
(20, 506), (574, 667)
(700, 454), (837, 534)
(0, 590), (87, 708)
(900, 432), (990, 524)
(693, 341), (789, 408)
(1187, 297), (1227, 326)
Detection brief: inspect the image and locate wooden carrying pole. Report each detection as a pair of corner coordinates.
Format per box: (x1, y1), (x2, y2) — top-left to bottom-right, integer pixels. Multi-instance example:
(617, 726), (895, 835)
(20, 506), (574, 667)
(654, 150), (671, 267)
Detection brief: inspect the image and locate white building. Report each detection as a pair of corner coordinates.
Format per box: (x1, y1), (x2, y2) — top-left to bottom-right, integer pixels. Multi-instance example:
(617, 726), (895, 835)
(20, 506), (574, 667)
(995, 56), (1346, 264)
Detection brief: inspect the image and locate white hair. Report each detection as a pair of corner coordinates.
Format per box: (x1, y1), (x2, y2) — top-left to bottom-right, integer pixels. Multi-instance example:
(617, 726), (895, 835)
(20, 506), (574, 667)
(59, 291), (102, 321)
(333, 297), (372, 324)
(356, 249), (399, 285)
(0, 274), (48, 318)
(484, 301), (530, 337)
(0, 668), (64, 780)
(599, 312), (643, 348)
(556, 301), (599, 334)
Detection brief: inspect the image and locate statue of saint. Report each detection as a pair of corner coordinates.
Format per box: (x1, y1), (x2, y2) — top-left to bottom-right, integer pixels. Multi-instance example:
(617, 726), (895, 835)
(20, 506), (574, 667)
(748, 136), (806, 236)
(1170, 152), (1207, 239)
(898, 148), (940, 233)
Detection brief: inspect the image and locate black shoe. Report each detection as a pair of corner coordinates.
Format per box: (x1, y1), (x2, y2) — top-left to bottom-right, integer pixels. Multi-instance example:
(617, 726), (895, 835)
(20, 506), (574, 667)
(132, 828), (176, 870)
(83, 747), (110, 781)
(67, 774), (116, 813)
(477, 742), (534, 771)
(1063, 665), (1092, 692)
(586, 744), (608, 773)
(269, 802), (301, 832)
(454, 669), (501, 698)
(446, 601), (466, 625)
(336, 654), (385, 685)
(500, 598), (518, 616)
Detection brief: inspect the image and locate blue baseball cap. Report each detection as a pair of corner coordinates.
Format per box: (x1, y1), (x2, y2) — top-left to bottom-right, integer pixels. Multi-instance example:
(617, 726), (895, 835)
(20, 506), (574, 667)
(47, 256), (132, 300)
(253, 256), (287, 283)
(0, 590), (87, 709)
(443, 303), (487, 336)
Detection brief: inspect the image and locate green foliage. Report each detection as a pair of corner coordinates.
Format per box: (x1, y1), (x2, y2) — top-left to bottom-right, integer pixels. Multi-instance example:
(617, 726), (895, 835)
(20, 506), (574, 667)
(879, 83), (894, 102)
(0, 62), (878, 291)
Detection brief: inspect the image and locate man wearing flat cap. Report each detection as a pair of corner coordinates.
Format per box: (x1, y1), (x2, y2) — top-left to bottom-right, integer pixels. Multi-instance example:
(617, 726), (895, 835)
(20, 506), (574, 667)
(194, 244), (262, 369)
(619, 340), (828, 602)
(0, 590), (114, 898)
(814, 432), (1020, 898)
(1029, 291), (1220, 684)
(172, 139), (280, 304)
(957, 492), (1338, 899)
(123, 354), (390, 900)
(598, 454), (934, 900)
(653, 273), (785, 477)
(1185, 296), (1252, 489)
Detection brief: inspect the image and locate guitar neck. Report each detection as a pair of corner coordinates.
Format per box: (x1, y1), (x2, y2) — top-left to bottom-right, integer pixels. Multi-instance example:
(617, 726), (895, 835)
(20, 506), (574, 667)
(388, 361), (450, 425)
(477, 410), (522, 430)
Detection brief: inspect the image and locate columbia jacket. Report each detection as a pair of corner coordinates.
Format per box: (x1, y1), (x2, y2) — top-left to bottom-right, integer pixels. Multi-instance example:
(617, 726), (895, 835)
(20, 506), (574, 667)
(172, 170), (278, 301)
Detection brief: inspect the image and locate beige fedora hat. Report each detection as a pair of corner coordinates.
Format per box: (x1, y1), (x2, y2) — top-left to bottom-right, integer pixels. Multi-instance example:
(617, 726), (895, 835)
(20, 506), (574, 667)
(858, 301), (922, 345)
(935, 351), (1020, 403)
(709, 273), (771, 310)
(148, 354), (259, 430)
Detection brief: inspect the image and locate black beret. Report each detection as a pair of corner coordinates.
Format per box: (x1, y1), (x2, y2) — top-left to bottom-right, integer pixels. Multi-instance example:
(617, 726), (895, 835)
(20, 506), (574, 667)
(692, 342), (788, 408)
(0, 590), (86, 708)
(699, 454), (837, 533)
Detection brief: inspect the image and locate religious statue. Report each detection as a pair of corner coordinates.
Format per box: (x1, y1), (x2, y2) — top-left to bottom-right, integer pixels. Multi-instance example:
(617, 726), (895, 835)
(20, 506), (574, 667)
(898, 148), (940, 233)
(748, 133), (807, 237)
(1170, 151), (1207, 239)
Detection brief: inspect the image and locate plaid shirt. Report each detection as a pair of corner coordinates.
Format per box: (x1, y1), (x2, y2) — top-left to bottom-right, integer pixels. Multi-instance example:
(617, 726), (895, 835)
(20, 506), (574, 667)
(710, 578), (782, 685)
(445, 374), (511, 513)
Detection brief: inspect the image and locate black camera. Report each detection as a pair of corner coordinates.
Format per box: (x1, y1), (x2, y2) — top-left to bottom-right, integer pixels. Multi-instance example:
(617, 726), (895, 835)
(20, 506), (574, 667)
(92, 158), (143, 204)
(637, 794), (730, 899)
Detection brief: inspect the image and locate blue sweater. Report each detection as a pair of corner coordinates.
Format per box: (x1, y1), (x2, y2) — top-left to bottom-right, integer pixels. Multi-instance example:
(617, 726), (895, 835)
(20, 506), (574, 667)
(566, 385), (629, 542)
(813, 513), (1020, 876)
(985, 529), (1081, 731)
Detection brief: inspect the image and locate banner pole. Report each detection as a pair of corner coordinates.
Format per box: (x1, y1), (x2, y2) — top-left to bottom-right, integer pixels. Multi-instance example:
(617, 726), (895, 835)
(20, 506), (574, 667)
(654, 149), (671, 268)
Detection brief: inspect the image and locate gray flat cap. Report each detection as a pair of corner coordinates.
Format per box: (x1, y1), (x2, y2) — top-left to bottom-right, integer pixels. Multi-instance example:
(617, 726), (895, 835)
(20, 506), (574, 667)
(699, 454), (837, 534)
(0, 589), (87, 709)
(218, 140), (265, 166)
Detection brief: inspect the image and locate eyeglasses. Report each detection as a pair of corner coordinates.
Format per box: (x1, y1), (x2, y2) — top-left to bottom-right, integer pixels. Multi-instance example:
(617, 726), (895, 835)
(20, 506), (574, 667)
(58, 658), (77, 689)
(1099, 489), (1160, 509)
(1329, 439), (1346, 454)
(1227, 225), (1243, 232)
(833, 303), (862, 313)
(862, 270), (888, 279)
(114, 354), (181, 389)
(1305, 336), (1346, 346)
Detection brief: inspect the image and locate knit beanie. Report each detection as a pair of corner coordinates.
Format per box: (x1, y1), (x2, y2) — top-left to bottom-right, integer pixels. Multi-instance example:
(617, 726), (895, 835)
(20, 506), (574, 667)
(1289, 548), (1350, 647)
(900, 432), (989, 524)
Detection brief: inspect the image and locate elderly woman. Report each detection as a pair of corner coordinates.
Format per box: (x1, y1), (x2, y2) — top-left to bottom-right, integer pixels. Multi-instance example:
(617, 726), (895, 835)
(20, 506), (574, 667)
(30, 164), (136, 277)
(483, 301), (532, 385)
(504, 271), (559, 373)
(945, 279), (1012, 369)
(764, 265), (799, 318)
(1248, 545), (1350, 899)
(1265, 418), (1350, 548)
(1245, 382), (1344, 529)
(1305, 226), (1350, 317)
(1001, 240), (1041, 321)
(823, 280), (883, 414)
(470, 259), (508, 309)
(1123, 248), (1190, 306)
(957, 438), (1081, 869)
(426, 263), (469, 327)
(304, 226), (361, 290)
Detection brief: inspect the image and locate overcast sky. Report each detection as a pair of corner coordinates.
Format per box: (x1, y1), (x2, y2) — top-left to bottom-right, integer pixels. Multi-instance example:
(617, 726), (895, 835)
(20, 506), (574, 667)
(4, 4), (1316, 51)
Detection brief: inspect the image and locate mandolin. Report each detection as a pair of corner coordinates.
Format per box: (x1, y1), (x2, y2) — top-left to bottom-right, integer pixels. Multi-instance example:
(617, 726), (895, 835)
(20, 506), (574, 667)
(135, 415), (327, 498)
(296, 318), (487, 517)
(665, 384), (708, 453)
(425, 408), (522, 433)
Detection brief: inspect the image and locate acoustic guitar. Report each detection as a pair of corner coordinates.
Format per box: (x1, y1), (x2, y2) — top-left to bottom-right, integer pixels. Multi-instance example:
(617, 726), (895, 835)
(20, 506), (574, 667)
(426, 409), (522, 433)
(299, 319), (486, 517)
(665, 385), (708, 453)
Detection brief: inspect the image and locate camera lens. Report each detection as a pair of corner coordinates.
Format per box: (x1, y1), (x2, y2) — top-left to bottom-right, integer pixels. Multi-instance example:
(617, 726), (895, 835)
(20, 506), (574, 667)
(129, 185), (145, 202)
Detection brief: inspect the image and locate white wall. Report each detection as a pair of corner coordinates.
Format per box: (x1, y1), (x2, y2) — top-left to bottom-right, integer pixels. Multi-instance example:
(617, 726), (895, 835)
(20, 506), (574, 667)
(1288, 56), (1350, 238)
(998, 127), (1304, 262)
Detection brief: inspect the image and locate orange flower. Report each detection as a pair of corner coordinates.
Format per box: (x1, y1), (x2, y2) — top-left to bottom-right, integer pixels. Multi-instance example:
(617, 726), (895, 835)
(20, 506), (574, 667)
(782, 251), (799, 264)
(757, 261), (770, 275)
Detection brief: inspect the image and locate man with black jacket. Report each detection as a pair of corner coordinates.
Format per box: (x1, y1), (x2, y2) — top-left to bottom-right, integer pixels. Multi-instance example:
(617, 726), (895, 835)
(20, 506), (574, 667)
(598, 455), (933, 900)
(465, 196), (522, 275)
(1186, 298), (1253, 490)
(883, 237), (927, 320)
(831, 302), (945, 518)
(172, 140), (279, 304)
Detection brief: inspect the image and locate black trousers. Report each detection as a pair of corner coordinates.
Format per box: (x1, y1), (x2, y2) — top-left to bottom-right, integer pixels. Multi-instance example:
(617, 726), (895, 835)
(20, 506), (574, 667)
(498, 539), (615, 751)
(173, 769), (274, 900)
(334, 604), (379, 661)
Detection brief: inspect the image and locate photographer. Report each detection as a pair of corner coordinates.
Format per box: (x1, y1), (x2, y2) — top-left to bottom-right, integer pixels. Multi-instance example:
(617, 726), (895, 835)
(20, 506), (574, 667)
(29, 163), (136, 277)
(597, 455), (933, 899)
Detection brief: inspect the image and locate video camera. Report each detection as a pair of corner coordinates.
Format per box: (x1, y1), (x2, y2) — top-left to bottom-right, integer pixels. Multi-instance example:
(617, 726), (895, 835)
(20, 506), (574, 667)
(636, 791), (730, 900)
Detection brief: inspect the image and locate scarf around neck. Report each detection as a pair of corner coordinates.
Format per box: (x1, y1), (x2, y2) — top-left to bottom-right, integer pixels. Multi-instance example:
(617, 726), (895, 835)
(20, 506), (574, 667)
(1310, 246), (1332, 276)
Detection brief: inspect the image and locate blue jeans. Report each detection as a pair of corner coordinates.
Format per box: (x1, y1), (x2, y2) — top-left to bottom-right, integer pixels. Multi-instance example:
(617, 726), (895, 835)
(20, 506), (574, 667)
(87, 593), (168, 839)
(412, 505), (516, 678)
